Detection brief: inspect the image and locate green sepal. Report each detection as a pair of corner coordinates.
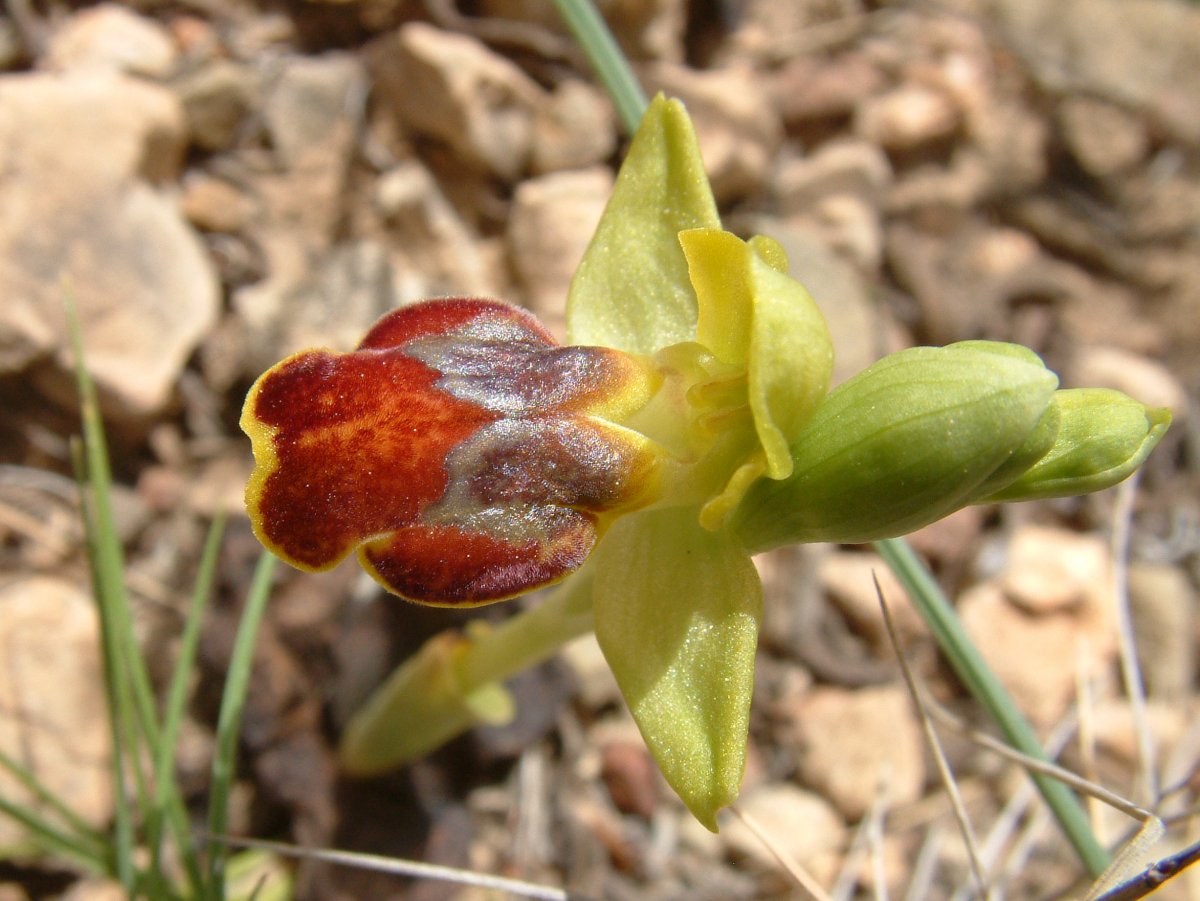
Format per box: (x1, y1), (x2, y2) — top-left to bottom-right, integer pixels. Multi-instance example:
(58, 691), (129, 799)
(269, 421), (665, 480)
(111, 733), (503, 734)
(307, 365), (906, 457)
(680, 228), (833, 481)
(567, 94), (719, 353)
(733, 342), (1059, 552)
(592, 506), (762, 831)
(978, 388), (1171, 503)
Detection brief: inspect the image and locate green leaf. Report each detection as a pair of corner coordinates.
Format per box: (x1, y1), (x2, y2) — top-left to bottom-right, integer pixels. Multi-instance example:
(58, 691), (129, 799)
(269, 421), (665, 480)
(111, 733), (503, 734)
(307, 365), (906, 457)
(591, 506), (761, 830)
(980, 388), (1171, 502)
(734, 342), (1059, 551)
(567, 95), (719, 353)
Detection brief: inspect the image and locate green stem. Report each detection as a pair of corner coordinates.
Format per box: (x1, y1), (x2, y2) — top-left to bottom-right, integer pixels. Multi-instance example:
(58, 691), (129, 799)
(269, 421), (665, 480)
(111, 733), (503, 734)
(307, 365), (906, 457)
(339, 574), (594, 775)
(876, 537), (1109, 876)
(550, 0), (647, 135)
(455, 573), (594, 687)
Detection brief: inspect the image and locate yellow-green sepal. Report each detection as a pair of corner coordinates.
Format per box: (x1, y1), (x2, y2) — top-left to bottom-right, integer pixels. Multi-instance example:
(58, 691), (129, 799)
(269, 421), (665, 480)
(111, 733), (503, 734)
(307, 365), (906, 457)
(591, 506), (762, 831)
(567, 95), (719, 353)
(679, 228), (833, 481)
(978, 388), (1171, 503)
(733, 342), (1060, 552)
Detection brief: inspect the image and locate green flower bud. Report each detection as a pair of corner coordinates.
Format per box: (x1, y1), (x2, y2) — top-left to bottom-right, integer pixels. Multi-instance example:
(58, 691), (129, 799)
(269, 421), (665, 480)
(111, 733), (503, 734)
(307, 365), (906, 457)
(733, 342), (1059, 552)
(977, 388), (1171, 503)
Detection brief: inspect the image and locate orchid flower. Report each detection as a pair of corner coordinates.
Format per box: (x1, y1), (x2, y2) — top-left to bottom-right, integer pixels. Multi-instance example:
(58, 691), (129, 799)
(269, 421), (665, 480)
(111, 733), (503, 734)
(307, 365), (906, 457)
(241, 96), (1170, 829)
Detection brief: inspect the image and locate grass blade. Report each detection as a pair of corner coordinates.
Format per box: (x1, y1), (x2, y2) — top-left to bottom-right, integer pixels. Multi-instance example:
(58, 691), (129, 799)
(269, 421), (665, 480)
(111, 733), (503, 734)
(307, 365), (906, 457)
(149, 513), (228, 895)
(549, 0), (647, 134)
(0, 745), (108, 849)
(206, 550), (276, 896)
(0, 795), (109, 872)
(66, 297), (138, 887)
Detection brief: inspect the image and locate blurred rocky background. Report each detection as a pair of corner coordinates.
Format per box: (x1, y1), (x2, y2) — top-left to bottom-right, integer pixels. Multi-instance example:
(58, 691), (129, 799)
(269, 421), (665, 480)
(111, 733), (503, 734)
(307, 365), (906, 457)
(0, 1), (1197, 898)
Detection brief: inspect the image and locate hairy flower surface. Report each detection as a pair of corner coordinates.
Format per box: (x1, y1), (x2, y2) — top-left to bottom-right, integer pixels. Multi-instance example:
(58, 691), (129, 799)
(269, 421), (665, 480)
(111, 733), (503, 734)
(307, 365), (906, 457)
(241, 298), (662, 605)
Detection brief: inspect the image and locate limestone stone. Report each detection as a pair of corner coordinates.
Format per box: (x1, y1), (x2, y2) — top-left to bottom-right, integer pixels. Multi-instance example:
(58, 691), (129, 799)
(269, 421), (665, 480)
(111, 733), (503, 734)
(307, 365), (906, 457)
(531, 80), (617, 175)
(961, 530), (1116, 726)
(44, 3), (177, 78)
(856, 84), (960, 151)
(176, 61), (261, 152)
(720, 782), (845, 879)
(787, 684), (926, 821)
(263, 53), (365, 169)
(1058, 97), (1149, 177)
(0, 73), (218, 416)
(372, 23), (544, 181)
(996, 0), (1200, 144)
(507, 167), (613, 338)
(0, 578), (112, 849)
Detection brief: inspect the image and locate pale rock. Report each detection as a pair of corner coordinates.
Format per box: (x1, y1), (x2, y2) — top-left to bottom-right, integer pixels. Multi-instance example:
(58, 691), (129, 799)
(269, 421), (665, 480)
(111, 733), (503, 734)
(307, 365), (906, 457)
(774, 139), (893, 212)
(610, 0), (688, 63)
(769, 53), (887, 123)
(995, 0), (1200, 145)
(531, 79), (617, 174)
(720, 782), (845, 880)
(44, 3), (177, 78)
(1088, 698), (1191, 772)
(727, 0), (860, 61)
(181, 173), (256, 233)
(885, 220), (1059, 343)
(176, 60), (261, 152)
(0, 578), (112, 849)
(1002, 526), (1112, 615)
(60, 881), (126, 901)
(965, 100), (1048, 196)
(0, 73), (218, 416)
(819, 551), (924, 647)
(856, 83), (960, 151)
(371, 159), (499, 299)
(644, 62), (783, 203)
(373, 23), (544, 181)
(1069, 345), (1189, 420)
(772, 142), (891, 271)
(560, 633), (622, 709)
(507, 167), (613, 338)
(737, 218), (880, 385)
(236, 240), (398, 375)
(1057, 97), (1149, 178)
(960, 537), (1116, 725)
(263, 53), (365, 170)
(1127, 563), (1195, 698)
(786, 684), (925, 821)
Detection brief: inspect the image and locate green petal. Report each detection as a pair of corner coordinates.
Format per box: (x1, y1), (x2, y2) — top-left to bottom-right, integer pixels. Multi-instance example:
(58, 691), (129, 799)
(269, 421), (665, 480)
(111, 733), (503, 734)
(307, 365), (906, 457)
(567, 95), (719, 353)
(979, 389), (1171, 502)
(733, 342), (1059, 551)
(592, 506), (762, 830)
(680, 229), (833, 481)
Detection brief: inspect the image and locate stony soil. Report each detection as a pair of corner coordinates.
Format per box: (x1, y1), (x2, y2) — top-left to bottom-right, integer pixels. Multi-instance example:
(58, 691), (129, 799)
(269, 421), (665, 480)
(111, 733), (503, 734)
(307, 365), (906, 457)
(0, 1), (1198, 899)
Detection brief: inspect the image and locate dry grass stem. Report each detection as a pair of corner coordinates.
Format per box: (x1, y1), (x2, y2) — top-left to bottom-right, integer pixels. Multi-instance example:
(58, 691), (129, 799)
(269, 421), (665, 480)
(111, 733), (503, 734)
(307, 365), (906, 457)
(873, 573), (992, 900)
(728, 804), (836, 901)
(1110, 473), (1158, 805)
(204, 833), (588, 900)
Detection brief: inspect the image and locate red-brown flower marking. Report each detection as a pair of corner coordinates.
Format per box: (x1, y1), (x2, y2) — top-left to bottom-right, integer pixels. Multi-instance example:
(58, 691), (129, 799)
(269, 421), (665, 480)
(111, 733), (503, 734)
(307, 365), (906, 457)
(241, 298), (664, 605)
